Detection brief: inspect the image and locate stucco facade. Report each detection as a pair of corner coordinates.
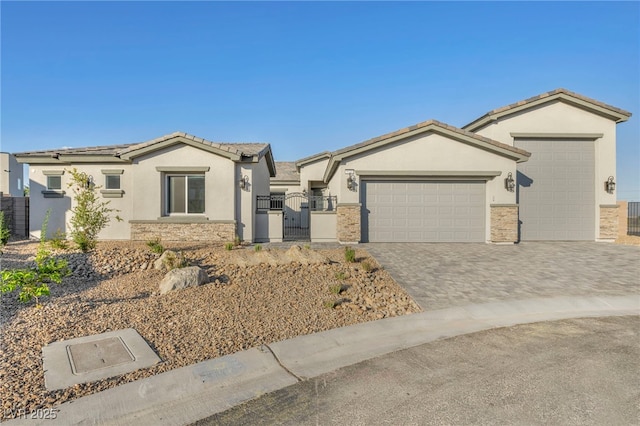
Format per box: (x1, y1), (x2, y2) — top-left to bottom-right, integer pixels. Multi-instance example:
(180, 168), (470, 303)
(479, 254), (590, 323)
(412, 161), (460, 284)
(14, 89), (631, 245)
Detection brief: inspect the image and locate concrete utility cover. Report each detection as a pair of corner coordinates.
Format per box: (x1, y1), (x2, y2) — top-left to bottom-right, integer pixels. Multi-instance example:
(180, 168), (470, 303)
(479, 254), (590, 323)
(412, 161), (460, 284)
(68, 337), (135, 374)
(43, 328), (161, 390)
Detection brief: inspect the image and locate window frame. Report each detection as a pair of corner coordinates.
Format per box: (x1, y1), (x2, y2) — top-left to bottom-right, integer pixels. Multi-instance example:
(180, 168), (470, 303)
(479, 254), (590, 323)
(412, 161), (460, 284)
(47, 176), (62, 190)
(164, 173), (206, 215)
(104, 174), (121, 190)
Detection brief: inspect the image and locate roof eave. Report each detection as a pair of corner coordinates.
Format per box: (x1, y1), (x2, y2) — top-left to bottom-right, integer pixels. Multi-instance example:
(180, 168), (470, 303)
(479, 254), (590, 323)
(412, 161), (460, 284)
(463, 92), (632, 132)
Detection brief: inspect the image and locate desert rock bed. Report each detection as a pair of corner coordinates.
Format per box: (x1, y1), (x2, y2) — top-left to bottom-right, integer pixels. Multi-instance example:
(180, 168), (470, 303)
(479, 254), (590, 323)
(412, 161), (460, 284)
(0, 240), (420, 420)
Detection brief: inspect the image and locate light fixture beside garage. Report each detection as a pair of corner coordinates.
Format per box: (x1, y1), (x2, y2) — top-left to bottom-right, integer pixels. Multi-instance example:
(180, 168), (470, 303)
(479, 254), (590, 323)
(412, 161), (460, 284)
(605, 176), (616, 194)
(504, 172), (515, 192)
(345, 169), (357, 191)
(239, 175), (249, 190)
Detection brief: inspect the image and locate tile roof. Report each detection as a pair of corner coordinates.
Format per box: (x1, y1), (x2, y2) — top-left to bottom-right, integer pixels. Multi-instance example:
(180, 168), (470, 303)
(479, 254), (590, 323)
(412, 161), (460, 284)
(488, 88), (632, 117)
(331, 119), (531, 158)
(463, 88), (632, 130)
(14, 132), (270, 158)
(272, 162), (300, 182)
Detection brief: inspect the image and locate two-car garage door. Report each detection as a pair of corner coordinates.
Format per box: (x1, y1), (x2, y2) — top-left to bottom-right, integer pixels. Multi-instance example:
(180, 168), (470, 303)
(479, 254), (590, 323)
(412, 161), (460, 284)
(362, 181), (485, 242)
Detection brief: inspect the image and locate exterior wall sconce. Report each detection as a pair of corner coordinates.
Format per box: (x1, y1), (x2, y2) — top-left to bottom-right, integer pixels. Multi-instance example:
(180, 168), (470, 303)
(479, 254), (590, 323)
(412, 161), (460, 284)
(504, 172), (515, 192)
(605, 176), (616, 194)
(239, 175), (249, 190)
(346, 172), (357, 191)
(86, 175), (94, 189)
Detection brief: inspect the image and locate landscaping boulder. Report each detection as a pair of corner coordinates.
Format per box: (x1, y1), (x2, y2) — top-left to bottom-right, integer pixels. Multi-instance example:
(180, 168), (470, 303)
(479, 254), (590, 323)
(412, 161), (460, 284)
(159, 266), (208, 295)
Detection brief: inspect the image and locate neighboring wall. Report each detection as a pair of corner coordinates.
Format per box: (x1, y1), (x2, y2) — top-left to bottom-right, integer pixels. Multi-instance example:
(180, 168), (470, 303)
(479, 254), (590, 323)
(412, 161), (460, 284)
(1, 153), (24, 196)
(0, 195), (29, 237)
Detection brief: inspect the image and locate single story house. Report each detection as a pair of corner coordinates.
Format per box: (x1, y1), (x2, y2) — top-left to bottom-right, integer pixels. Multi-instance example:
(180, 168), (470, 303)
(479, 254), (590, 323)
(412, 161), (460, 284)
(14, 88), (631, 244)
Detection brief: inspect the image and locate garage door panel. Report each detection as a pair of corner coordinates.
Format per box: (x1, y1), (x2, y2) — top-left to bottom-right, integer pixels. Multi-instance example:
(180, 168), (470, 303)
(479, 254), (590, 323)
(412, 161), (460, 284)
(363, 181), (485, 242)
(516, 140), (594, 240)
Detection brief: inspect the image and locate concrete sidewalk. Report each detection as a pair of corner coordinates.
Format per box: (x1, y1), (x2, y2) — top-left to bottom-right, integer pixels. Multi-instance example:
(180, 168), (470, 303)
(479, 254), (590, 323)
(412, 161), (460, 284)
(7, 294), (639, 425)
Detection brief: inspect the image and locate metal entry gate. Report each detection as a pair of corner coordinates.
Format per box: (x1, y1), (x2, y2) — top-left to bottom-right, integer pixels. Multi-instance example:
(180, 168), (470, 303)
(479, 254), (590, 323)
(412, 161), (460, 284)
(284, 192), (310, 240)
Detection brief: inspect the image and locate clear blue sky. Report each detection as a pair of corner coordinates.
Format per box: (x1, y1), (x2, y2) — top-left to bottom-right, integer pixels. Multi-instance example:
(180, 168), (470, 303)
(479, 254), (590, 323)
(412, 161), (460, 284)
(2, 1), (639, 199)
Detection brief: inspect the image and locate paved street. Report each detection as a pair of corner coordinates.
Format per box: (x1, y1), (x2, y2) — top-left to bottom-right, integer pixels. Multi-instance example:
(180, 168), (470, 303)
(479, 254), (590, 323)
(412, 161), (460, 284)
(195, 315), (640, 426)
(365, 242), (640, 310)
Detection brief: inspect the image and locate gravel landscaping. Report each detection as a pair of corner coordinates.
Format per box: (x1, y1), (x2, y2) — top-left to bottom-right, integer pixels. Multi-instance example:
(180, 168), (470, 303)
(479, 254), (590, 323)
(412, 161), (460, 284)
(0, 240), (420, 421)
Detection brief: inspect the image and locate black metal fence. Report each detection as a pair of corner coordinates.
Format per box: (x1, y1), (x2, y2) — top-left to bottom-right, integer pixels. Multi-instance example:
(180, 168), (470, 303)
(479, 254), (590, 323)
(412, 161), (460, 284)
(257, 194), (337, 212)
(629, 202), (640, 236)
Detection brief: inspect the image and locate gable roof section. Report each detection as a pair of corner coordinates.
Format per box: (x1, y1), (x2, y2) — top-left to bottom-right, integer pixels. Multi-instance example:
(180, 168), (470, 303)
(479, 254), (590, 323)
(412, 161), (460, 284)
(322, 119), (531, 183)
(14, 131), (276, 175)
(295, 151), (331, 168)
(272, 162), (300, 183)
(463, 88), (633, 132)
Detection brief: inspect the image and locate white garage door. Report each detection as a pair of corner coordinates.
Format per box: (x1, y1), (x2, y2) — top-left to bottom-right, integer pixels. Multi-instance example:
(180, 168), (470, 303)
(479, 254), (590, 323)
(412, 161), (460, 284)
(516, 139), (595, 241)
(362, 181), (486, 242)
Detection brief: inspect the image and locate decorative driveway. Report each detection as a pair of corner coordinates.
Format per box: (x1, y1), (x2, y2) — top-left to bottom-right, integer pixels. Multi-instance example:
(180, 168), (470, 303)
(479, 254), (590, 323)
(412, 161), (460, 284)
(365, 242), (640, 310)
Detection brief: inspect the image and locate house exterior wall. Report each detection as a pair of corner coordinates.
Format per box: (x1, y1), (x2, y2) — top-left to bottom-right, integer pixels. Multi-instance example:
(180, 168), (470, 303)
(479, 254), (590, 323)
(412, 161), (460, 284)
(239, 157), (271, 243)
(299, 158), (330, 193)
(1, 153), (24, 196)
(324, 132), (517, 243)
(310, 211), (337, 242)
(28, 163), (132, 239)
(472, 101), (618, 240)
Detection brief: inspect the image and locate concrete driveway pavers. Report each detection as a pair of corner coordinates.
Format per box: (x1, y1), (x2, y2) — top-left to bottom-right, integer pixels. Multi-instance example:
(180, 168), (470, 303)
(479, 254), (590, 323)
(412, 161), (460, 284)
(365, 242), (640, 310)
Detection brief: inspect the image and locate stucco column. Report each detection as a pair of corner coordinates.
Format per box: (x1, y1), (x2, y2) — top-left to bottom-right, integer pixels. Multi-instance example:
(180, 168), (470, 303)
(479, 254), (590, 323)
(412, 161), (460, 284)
(490, 204), (519, 243)
(598, 204), (619, 241)
(336, 203), (361, 244)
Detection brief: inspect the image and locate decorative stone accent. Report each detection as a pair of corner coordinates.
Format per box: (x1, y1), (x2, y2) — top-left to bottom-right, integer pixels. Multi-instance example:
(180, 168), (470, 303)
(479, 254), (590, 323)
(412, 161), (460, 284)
(159, 266), (208, 295)
(337, 204), (361, 244)
(617, 201), (628, 238)
(599, 204), (619, 240)
(130, 221), (236, 242)
(490, 204), (518, 243)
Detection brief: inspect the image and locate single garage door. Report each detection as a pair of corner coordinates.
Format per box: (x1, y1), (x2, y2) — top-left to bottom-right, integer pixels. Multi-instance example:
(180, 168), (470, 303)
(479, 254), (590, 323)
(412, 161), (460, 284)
(362, 181), (485, 242)
(516, 139), (595, 241)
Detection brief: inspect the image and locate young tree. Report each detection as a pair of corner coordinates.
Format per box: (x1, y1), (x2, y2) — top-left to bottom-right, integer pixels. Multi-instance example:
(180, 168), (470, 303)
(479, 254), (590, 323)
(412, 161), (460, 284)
(67, 168), (122, 251)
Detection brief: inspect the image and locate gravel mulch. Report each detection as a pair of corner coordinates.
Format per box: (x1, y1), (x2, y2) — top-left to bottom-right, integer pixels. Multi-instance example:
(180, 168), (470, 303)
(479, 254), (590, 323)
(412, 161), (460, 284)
(0, 240), (420, 420)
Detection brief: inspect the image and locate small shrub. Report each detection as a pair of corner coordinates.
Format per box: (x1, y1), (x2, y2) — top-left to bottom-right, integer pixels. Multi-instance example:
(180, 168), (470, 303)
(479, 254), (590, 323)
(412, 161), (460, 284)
(234, 235), (242, 246)
(162, 251), (188, 270)
(344, 246), (356, 263)
(335, 271), (347, 280)
(254, 244), (262, 252)
(329, 283), (343, 295)
(49, 228), (69, 250)
(361, 260), (373, 272)
(1, 210), (70, 306)
(303, 244), (311, 250)
(323, 299), (338, 309)
(0, 211), (10, 247)
(146, 238), (164, 254)
(225, 242), (234, 251)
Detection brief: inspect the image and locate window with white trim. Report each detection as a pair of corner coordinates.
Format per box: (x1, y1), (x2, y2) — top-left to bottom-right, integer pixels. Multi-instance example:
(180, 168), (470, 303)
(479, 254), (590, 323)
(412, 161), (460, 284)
(166, 174), (205, 214)
(47, 176), (62, 190)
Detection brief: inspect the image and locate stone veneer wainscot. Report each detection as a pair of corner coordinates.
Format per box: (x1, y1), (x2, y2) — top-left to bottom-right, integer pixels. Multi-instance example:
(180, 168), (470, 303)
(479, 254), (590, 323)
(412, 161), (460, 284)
(130, 220), (236, 242)
(599, 204), (619, 240)
(490, 204), (519, 243)
(336, 204), (361, 244)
